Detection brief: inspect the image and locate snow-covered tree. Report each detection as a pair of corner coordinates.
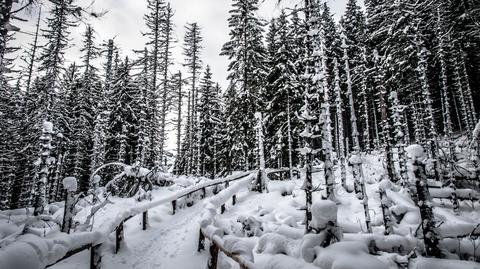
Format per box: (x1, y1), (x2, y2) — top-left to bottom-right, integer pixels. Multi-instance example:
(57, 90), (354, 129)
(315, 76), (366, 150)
(37, 0), (77, 122)
(313, 6), (335, 201)
(390, 91), (408, 187)
(373, 50), (395, 182)
(333, 58), (346, 190)
(407, 145), (441, 257)
(33, 121), (54, 216)
(183, 22), (203, 174)
(158, 3), (174, 165)
(144, 0), (166, 167)
(91, 39), (115, 176)
(264, 10), (300, 176)
(221, 0), (266, 171)
(197, 66), (222, 177)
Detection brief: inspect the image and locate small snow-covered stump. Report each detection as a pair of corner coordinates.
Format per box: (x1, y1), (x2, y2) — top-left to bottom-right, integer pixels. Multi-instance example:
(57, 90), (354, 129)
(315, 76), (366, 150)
(301, 201), (343, 262)
(62, 177), (77, 233)
(406, 145), (442, 257)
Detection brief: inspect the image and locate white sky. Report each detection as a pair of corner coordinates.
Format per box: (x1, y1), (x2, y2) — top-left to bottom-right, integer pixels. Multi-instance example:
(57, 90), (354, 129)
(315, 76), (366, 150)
(12, 0), (362, 152)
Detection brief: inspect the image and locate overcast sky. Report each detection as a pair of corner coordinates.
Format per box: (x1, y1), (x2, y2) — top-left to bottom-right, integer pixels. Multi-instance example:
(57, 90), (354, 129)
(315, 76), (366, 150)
(14, 0), (361, 89)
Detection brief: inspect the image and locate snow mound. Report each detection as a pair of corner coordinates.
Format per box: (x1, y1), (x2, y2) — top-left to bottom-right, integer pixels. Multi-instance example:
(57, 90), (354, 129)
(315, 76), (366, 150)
(311, 200), (337, 229)
(264, 254), (319, 269)
(410, 256), (480, 269)
(256, 233), (291, 255)
(313, 241), (388, 269)
(62, 177), (78, 192)
(405, 144), (426, 161)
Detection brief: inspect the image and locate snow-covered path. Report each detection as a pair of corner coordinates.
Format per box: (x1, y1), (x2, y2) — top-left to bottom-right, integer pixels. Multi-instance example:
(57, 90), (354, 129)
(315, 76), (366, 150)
(51, 197), (212, 269)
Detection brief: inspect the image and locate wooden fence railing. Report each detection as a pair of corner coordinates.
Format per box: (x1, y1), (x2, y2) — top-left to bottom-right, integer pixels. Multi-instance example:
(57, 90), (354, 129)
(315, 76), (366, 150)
(45, 171), (256, 269)
(198, 228), (256, 269)
(196, 175), (258, 269)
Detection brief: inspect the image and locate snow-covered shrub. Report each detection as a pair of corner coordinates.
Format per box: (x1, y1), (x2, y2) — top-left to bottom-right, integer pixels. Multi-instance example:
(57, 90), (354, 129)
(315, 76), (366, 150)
(237, 215), (263, 237)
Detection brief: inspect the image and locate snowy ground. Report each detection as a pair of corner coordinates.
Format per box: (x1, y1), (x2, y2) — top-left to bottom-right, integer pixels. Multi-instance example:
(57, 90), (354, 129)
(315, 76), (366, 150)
(51, 197), (210, 269)
(2, 152), (480, 269)
(47, 153), (480, 268)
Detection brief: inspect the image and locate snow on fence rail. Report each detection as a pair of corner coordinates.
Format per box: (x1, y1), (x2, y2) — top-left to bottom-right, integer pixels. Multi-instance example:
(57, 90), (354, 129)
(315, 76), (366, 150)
(198, 174), (258, 269)
(0, 171), (256, 269)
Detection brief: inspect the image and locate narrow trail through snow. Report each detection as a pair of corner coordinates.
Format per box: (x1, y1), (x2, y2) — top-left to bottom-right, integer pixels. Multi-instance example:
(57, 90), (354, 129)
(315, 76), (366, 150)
(51, 197), (212, 269)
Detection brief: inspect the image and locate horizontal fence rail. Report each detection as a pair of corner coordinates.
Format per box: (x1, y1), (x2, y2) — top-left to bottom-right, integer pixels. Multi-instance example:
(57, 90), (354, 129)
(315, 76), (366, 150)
(40, 171), (257, 269)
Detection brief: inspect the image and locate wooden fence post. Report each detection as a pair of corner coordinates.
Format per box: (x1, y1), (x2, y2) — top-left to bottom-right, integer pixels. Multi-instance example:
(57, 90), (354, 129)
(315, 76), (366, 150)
(198, 229), (205, 252)
(142, 211), (148, 230)
(207, 241), (219, 269)
(115, 222), (124, 254)
(90, 244), (102, 269)
(221, 204), (225, 214)
(232, 195), (236, 205)
(172, 200), (177, 215)
(202, 187), (206, 199)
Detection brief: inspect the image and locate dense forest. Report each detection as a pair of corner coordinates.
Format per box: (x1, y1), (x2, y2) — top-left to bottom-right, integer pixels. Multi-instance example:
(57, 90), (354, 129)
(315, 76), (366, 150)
(2, 0), (478, 209)
(0, 0), (480, 268)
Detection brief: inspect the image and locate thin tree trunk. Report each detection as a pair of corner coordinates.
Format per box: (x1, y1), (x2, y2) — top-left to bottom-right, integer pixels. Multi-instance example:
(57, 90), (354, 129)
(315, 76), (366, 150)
(176, 72), (183, 174)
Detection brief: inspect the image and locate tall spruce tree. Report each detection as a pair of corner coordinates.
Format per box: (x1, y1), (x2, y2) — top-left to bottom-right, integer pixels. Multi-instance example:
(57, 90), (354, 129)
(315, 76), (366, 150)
(221, 0), (266, 171)
(183, 22), (203, 175)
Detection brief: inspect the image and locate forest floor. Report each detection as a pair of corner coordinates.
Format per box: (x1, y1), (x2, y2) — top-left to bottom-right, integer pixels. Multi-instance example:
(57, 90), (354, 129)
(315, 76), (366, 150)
(46, 152), (480, 269)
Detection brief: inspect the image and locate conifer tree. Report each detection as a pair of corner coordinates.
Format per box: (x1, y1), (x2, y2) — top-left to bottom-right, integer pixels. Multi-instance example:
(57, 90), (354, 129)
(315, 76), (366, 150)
(264, 10), (299, 174)
(107, 57), (138, 165)
(158, 3), (174, 165)
(144, 0), (165, 166)
(373, 51), (395, 182)
(172, 71), (183, 174)
(198, 66), (222, 177)
(313, 4), (335, 201)
(390, 91), (408, 187)
(298, 0), (316, 233)
(22, 8), (42, 95)
(33, 121), (54, 216)
(37, 0), (77, 122)
(91, 39), (115, 176)
(333, 58), (346, 190)
(221, 0), (266, 171)
(135, 48), (150, 166)
(183, 22), (203, 174)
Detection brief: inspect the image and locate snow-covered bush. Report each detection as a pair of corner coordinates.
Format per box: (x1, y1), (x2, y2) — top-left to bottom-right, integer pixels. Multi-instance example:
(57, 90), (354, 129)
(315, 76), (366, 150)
(237, 215), (263, 237)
